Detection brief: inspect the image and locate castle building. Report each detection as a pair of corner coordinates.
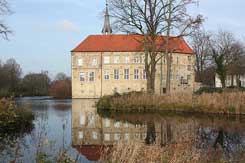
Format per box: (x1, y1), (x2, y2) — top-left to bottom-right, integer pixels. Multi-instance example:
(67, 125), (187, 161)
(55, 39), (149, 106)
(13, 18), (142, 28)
(71, 3), (195, 99)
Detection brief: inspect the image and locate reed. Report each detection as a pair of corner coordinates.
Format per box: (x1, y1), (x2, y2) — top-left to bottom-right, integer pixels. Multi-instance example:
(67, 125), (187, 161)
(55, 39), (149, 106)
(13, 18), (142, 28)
(100, 141), (245, 163)
(97, 92), (245, 114)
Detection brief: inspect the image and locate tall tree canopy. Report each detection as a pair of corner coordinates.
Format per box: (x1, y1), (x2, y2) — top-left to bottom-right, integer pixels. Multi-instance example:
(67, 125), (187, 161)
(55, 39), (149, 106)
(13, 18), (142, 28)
(108, 0), (202, 93)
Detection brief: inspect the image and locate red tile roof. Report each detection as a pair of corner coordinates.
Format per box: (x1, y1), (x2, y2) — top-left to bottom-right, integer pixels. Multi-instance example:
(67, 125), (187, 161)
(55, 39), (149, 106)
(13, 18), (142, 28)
(72, 34), (194, 54)
(74, 145), (112, 161)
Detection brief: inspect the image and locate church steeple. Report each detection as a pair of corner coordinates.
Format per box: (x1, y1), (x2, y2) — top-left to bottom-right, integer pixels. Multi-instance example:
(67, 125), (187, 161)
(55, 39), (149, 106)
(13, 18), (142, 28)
(102, 0), (112, 35)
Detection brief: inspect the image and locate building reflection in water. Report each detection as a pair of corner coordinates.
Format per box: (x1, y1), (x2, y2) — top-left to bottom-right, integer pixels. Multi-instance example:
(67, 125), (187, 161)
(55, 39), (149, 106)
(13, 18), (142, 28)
(72, 99), (245, 162)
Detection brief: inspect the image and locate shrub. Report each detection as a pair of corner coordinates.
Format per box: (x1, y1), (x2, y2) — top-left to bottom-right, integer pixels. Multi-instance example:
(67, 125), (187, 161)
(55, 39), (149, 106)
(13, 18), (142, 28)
(49, 79), (71, 99)
(0, 98), (34, 135)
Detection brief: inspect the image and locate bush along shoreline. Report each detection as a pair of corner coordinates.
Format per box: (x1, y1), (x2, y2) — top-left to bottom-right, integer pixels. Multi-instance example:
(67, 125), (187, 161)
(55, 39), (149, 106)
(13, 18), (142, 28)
(96, 91), (245, 115)
(0, 98), (34, 135)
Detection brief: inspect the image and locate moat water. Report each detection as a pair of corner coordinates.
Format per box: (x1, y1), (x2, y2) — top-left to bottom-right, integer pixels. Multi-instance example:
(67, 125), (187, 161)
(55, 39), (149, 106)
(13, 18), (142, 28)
(0, 98), (245, 162)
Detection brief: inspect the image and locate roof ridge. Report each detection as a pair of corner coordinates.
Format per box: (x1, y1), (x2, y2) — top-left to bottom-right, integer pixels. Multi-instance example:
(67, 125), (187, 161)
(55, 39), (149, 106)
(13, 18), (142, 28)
(71, 34), (194, 54)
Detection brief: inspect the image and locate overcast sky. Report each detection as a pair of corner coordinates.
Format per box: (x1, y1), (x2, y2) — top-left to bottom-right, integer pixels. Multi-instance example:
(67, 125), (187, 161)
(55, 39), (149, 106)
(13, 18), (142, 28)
(0, 0), (244, 78)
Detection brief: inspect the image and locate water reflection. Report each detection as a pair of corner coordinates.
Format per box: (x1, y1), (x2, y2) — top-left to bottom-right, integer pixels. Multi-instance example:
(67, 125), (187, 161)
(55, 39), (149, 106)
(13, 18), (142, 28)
(72, 99), (245, 162)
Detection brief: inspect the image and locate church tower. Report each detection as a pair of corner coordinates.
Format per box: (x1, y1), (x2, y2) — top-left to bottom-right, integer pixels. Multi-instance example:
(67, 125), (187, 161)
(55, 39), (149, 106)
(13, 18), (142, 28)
(102, 0), (112, 34)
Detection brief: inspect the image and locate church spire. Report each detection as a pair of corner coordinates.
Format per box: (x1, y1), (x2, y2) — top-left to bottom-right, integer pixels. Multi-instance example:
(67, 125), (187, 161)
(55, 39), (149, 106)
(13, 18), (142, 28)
(102, 0), (112, 35)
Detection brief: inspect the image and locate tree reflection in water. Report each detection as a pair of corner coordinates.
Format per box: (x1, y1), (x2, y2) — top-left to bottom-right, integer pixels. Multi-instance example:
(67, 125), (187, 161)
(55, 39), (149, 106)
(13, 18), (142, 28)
(145, 122), (156, 144)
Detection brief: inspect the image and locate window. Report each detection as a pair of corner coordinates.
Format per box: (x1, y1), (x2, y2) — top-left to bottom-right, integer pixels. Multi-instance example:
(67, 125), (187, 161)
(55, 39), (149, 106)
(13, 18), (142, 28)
(143, 69), (146, 79)
(125, 56), (130, 64)
(170, 73), (173, 80)
(176, 74), (179, 80)
(114, 133), (121, 140)
(188, 56), (192, 62)
(104, 133), (110, 141)
(88, 113), (95, 126)
(80, 72), (85, 81)
(104, 56), (110, 64)
(92, 58), (97, 66)
(114, 69), (119, 80)
(105, 118), (110, 127)
(92, 131), (98, 140)
(124, 121), (129, 128)
(80, 114), (85, 126)
(89, 72), (95, 81)
(125, 133), (130, 140)
(114, 121), (121, 128)
(142, 55), (145, 64)
(124, 69), (129, 80)
(114, 56), (120, 64)
(187, 75), (191, 81)
(78, 58), (83, 66)
(177, 57), (179, 64)
(134, 69), (139, 80)
(187, 65), (191, 71)
(134, 56), (140, 63)
(104, 70), (110, 80)
(78, 131), (83, 139)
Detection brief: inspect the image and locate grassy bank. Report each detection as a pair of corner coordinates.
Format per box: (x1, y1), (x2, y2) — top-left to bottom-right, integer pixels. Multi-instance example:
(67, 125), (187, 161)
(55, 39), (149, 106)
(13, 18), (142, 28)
(100, 141), (245, 163)
(96, 92), (245, 115)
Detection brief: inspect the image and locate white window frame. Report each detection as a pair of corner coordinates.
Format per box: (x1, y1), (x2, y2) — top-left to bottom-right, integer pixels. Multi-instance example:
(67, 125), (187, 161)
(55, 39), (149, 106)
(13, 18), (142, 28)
(134, 69), (139, 80)
(114, 133), (121, 140)
(78, 58), (83, 66)
(104, 133), (110, 141)
(92, 57), (97, 66)
(78, 131), (83, 139)
(114, 56), (120, 64)
(105, 118), (110, 127)
(80, 114), (85, 125)
(114, 121), (121, 128)
(92, 131), (98, 140)
(124, 69), (129, 80)
(134, 56), (140, 64)
(125, 56), (130, 64)
(104, 70), (110, 80)
(114, 69), (119, 80)
(142, 55), (145, 64)
(89, 72), (95, 81)
(88, 113), (95, 127)
(125, 133), (130, 140)
(104, 56), (110, 64)
(80, 72), (85, 81)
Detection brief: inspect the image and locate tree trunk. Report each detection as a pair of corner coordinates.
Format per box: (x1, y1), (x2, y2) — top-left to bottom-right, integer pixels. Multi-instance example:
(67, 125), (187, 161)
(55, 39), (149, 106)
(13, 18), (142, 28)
(166, 53), (171, 94)
(146, 62), (156, 94)
(165, 0), (172, 95)
(221, 78), (226, 88)
(231, 75), (234, 87)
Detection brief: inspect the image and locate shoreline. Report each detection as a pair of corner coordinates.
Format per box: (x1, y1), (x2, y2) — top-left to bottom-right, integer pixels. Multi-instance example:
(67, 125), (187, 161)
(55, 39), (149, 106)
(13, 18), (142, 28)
(96, 92), (245, 115)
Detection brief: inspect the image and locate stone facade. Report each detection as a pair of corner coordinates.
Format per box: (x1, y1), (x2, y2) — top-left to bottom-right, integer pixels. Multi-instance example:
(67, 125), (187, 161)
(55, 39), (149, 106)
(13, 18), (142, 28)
(71, 51), (195, 98)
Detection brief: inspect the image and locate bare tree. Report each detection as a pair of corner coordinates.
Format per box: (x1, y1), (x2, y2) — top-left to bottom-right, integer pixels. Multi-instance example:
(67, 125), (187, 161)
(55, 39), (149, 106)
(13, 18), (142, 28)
(0, 0), (11, 40)
(163, 0), (203, 94)
(211, 31), (243, 88)
(191, 28), (212, 82)
(109, 0), (202, 94)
